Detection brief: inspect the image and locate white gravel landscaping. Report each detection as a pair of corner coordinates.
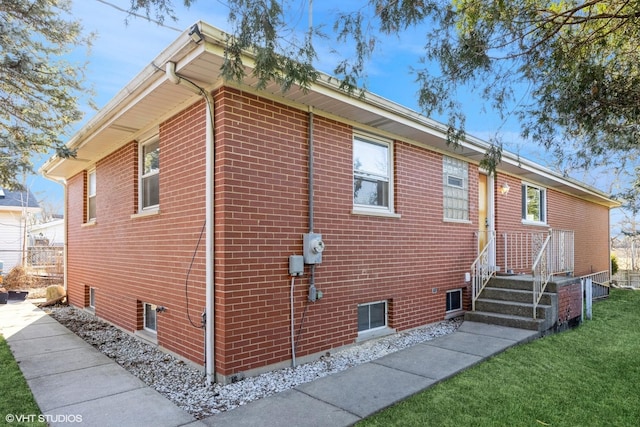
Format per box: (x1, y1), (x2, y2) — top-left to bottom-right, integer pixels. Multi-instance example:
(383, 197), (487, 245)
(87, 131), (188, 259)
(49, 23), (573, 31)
(46, 306), (462, 419)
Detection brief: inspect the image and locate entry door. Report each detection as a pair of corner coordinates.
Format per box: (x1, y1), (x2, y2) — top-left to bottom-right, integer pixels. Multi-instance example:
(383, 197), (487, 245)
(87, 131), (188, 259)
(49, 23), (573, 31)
(477, 173), (496, 268)
(478, 173), (488, 253)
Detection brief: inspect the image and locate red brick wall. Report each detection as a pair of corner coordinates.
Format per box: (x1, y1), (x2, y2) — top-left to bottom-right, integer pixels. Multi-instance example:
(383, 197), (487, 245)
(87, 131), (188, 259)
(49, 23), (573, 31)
(494, 173), (610, 276)
(557, 281), (582, 325)
(547, 190), (610, 276)
(213, 87), (477, 377)
(66, 85), (611, 379)
(66, 100), (208, 364)
(213, 88), (310, 375)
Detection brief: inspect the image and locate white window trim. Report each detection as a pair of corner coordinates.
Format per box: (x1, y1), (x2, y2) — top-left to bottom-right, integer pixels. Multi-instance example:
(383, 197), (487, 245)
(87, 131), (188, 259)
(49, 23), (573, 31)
(130, 209), (161, 220)
(352, 133), (395, 216)
(139, 137), (160, 212)
(521, 182), (547, 225)
(87, 169), (96, 222)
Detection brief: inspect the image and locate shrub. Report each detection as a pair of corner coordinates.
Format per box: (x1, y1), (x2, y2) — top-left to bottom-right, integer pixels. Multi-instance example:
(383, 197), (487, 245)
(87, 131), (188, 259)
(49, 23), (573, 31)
(2, 266), (37, 290)
(611, 253), (619, 276)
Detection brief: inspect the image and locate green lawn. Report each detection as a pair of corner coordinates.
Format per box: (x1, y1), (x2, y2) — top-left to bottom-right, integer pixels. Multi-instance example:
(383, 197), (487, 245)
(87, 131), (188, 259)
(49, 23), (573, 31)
(360, 288), (640, 426)
(0, 335), (46, 427)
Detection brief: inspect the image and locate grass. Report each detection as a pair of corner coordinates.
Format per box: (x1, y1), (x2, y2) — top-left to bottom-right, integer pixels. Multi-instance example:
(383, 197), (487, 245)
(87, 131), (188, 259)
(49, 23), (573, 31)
(0, 335), (46, 427)
(359, 288), (640, 427)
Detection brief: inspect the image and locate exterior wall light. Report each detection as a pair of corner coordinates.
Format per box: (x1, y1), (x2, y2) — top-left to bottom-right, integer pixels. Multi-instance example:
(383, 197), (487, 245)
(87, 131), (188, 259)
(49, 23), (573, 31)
(500, 182), (510, 196)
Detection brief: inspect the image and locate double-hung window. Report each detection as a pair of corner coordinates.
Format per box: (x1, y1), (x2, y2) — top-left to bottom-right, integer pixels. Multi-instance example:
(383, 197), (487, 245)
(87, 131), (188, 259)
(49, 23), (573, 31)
(140, 139), (160, 210)
(353, 135), (393, 213)
(443, 156), (469, 221)
(522, 183), (546, 224)
(87, 169), (96, 222)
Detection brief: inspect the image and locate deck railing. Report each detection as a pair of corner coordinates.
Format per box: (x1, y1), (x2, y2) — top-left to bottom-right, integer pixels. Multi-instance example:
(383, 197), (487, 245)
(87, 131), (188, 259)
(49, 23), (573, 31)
(471, 231), (496, 311)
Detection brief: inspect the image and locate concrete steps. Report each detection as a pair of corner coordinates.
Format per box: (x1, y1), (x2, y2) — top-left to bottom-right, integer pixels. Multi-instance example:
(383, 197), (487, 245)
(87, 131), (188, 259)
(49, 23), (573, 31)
(465, 276), (558, 332)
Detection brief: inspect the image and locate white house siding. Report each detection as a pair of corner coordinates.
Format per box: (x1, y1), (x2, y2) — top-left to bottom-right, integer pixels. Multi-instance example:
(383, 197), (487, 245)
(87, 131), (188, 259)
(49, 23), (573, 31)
(29, 219), (65, 246)
(0, 210), (26, 274)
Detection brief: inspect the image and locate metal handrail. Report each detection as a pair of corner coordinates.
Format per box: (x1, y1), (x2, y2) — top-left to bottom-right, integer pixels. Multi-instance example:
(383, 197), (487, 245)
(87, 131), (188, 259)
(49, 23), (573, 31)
(522, 229), (575, 319)
(532, 232), (552, 319)
(581, 270), (610, 286)
(471, 231), (496, 311)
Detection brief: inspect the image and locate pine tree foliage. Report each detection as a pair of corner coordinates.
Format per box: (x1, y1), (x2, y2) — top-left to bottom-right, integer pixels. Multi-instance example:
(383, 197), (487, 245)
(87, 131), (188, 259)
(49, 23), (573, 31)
(0, 0), (93, 189)
(129, 1), (640, 171)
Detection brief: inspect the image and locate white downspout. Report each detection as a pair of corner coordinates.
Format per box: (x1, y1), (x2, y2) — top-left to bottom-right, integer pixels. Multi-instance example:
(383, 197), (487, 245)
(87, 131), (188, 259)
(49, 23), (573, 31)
(41, 175), (68, 294)
(166, 61), (216, 384)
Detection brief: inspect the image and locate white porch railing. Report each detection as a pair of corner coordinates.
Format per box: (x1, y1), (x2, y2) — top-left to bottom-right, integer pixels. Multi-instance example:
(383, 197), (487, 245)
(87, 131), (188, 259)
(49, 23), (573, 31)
(580, 270), (609, 285)
(532, 233), (552, 319)
(473, 229), (575, 318)
(547, 229), (575, 276)
(532, 229), (575, 319)
(581, 270), (610, 300)
(471, 231), (496, 311)
(500, 231), (547, 273)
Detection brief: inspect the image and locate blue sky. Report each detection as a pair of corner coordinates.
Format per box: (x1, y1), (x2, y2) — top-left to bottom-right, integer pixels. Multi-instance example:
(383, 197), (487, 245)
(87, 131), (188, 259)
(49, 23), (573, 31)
(31, 0), (600, 212)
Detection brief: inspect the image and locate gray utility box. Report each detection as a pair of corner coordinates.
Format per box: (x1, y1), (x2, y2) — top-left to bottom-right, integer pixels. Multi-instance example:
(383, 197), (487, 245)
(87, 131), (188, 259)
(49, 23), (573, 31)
(289, 255), (304, 276)
(303, 233), (325, 264)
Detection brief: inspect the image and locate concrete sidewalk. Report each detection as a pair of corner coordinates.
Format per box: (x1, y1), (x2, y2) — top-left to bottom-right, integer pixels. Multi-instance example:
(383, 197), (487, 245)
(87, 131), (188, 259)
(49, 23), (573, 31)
(1, 300), (539, 427)
(0, 301), (201, 427)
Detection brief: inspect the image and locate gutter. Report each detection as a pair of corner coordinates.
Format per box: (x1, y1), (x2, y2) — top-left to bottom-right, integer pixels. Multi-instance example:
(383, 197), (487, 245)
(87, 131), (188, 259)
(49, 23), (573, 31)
(166, 61), (216, 385)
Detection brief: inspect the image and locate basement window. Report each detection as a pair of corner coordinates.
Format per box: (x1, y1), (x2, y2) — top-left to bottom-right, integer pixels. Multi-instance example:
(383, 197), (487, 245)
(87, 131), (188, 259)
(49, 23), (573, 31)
(89, 288), (96, 309)
(358, 301), (387, 333)
(446, 289), (462, 313)
(144, 303), (158, 333)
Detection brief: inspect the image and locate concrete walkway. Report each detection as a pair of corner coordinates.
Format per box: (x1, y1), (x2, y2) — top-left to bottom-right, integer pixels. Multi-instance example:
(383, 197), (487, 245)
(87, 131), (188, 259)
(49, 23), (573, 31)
(1, 300), (539, 427)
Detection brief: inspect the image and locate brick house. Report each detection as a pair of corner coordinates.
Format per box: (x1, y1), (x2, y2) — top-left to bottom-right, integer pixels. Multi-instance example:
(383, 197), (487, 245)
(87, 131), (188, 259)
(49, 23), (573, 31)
(41, 22), (617, 384)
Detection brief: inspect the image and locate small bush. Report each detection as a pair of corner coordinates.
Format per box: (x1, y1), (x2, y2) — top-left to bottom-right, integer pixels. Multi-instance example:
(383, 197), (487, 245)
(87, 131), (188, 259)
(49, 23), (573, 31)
(2, 266), (38, 290)
(611, 253), (619, 276)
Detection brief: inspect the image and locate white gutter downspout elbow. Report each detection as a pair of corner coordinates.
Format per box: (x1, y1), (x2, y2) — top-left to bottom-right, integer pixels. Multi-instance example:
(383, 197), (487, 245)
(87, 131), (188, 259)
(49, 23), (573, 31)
(166, 61), (216, 384)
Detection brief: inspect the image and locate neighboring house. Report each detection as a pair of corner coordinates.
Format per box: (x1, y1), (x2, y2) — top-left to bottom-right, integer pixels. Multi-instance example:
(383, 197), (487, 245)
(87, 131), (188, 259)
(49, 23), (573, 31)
(0, 188), (41, 274)
(29, 216), (65, 246)
(41, 22), (618, 384)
